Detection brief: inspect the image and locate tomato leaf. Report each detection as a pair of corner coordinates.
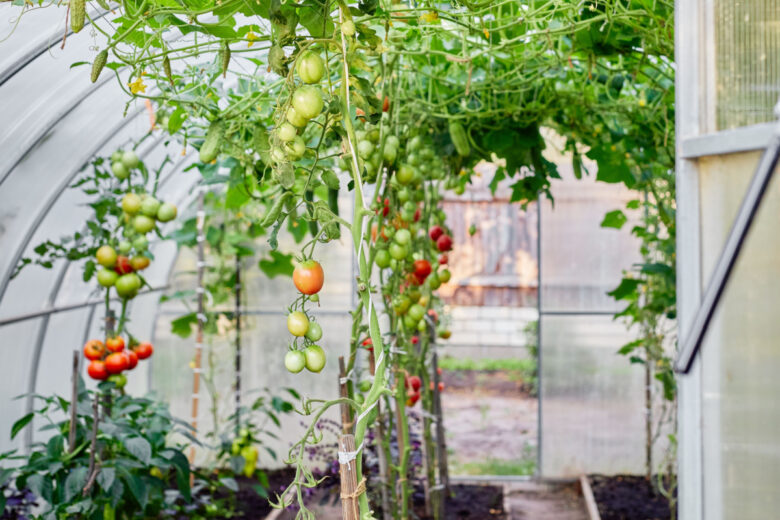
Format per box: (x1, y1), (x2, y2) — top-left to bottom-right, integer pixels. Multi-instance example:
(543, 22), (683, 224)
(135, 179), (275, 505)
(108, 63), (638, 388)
(171, 313), (198, 338)
(600, 209), (627, 229)
(10, 413), (33, 440)
(258, 251), (294, 278)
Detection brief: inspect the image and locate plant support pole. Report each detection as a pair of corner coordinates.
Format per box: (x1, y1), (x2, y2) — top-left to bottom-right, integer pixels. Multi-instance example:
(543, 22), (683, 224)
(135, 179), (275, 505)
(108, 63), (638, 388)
(190, 191), (205, 467)
(234, 256), (241, 434)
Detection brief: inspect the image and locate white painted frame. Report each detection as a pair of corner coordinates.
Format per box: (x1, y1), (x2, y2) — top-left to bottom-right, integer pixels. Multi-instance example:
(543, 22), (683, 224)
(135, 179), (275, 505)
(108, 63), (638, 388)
(675, 1), (777, 519)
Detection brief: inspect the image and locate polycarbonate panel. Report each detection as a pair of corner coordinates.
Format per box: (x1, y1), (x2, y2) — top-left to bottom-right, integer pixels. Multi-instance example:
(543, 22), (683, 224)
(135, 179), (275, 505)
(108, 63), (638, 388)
(540, 315), (646, 477)
(714, 1), (780, 130)
(151, 312), (347, 468)
(540, 166), (640, 313)
(0, 318), (42, 453)
(0, 5), (64, 85)
(698, 151), (780, 520)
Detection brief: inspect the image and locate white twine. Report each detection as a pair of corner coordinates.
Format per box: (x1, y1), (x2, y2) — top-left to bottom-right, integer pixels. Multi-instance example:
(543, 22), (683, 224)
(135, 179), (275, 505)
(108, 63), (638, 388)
(339, 377), (349, 385)
(196, 313), (207, 322)
(195, 287), (205, 293)
(196, 210), (206, 219)
(192, 367), (203, 374)
(337, 441), (364, 470)
(418, 409), (438, 422)
(196, 235), (205, 243)
(356, 396), (380, 426)
(389, 347), (406, 355)
(191, 394), (200, 400)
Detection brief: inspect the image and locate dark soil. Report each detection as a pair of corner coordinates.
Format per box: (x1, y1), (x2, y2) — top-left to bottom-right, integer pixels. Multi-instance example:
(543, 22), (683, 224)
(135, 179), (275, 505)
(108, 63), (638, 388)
(588, 475), (674, 520)
(211, 467), (296, 519)
(412, 484), (506, 520)
(442, 369), (533, 397)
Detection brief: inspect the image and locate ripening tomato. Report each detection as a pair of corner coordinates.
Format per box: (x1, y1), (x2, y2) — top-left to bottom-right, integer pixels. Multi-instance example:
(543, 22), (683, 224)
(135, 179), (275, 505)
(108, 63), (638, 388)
(124, 350), (139, 370)
(130, 256), (150, 271)
(413, 259), (432, 283)
(134, 342), (153, 359)
(287, 311), (310, 337)
(429, 226), (444, 242)
(382, 96), (390, 112)
(106, 336), (125, 353)
(114, 256), (133, 275)
(293, 260), (324, 295)
(83, 340), (105, 361)
(104, 352), (128, 374)
(436, 234), (453, 252)
(87, 360), (108, 380)
(406, 390), (420, 407)
(439, 329), (452, 339)
(96, 245), (117, 268)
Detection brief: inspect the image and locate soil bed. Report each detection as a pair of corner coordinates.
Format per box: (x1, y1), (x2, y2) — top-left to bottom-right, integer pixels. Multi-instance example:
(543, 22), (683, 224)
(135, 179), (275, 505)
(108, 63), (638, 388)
(442, 369), (533, 397)
(206, 467), (296, 519)
(588, 475), (674, 520)
(411, 483), (506, 520)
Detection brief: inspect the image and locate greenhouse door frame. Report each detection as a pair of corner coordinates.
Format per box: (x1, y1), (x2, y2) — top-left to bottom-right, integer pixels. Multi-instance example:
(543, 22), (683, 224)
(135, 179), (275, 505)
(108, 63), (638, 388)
(675, 1), (779, 519)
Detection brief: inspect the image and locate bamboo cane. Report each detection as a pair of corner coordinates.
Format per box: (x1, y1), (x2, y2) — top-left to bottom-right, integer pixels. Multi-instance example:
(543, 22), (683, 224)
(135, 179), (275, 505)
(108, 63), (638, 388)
(338, 434), (362, 520)
(189, 192), (205, 471)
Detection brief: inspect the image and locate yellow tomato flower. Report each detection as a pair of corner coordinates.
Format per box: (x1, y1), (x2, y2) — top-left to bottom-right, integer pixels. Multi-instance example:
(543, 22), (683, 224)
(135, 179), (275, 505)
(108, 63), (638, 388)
(420, 11), (438, 23)
(247, 31), (258, 48)
(129, 76), (146, 94)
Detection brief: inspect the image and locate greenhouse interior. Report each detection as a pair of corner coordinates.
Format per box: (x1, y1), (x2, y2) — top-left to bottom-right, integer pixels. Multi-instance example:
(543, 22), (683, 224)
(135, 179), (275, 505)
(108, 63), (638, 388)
(0, 0), (777, 519)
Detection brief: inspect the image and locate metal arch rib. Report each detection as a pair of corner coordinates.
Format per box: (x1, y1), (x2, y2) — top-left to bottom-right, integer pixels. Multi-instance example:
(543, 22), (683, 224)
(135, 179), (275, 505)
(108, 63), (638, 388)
(0, 8), (110, 88)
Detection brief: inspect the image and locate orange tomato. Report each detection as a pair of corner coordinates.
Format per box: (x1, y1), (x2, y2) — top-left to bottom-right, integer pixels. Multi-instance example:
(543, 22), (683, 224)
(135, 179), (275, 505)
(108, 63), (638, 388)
(293, 260), (324, 295)
(83, 339), (105, 361)
(106, 336), (125, 353)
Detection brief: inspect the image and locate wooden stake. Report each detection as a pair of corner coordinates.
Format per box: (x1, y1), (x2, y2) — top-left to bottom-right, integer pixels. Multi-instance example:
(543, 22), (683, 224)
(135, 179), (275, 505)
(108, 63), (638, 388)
(190, 192), (206, 470)
(338, 434), (362, 520)
(68, 350), (79, 453)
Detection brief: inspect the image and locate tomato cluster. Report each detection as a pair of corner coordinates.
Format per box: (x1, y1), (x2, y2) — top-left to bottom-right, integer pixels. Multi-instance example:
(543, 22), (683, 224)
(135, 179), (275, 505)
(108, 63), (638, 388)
(95, 149), (178, 300)
(285, 260), (327, 374)
(84, 336), (154, 386)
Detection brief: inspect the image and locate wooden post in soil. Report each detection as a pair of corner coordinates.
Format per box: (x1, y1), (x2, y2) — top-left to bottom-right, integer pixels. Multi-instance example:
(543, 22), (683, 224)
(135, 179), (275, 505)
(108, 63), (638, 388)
(432, 351), (449, 502)
(68, 350), (79, 453)
(234, 256), (242, 435)
(190, 192), (206, 473)
(338, 434), (362, 520)
(416, 339), (432, 517)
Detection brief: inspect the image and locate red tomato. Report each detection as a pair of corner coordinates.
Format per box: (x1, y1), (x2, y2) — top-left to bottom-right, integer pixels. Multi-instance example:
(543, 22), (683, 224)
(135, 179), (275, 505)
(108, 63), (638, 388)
(293, 260), (324, 295)
(413, 259), (432, 283)
(106, 336), (125, 353)
(438, 382), (445, 392)
(436, 234), (453, 252)
(429, 226), (444, 241)
(411, 336), (419, 345)
(87, 360), (108, 380)
(124, 350), (139, 370)
(406, 390), (420, 407)
(439, 254), (448, 265)
(134, 342), (154, 360)
(406, 375), (422, 391)
(413, 208), (421, 222)
(114, 256), (133, 275)
(105, 352), (128, 374)
(83, 340), (105, 361)
(361, 338), (373, 351)
(437, 367), (443, 375)
(382, 96), (390, 112)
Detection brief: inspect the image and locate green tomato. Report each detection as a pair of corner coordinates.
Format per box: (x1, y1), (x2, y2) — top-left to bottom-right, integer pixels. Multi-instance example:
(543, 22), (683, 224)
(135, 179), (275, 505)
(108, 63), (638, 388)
(285, 350), (306, 373)
(304, 345), (327, 373)
(118, 241), (132, 255)
(403, 313), (418, 330)
(115, 273), (141, 299)
(132, 236), (148, 252)
(386, 135), (400, 149)
(341, 19), (356, 36)
(140, 197), (160, 218)
(305, 322), (323, 342)
(97, 268), (118, 287)
(407, 287), (421, 303)
(111, 150), (123, 163)
(108, 373), (127, 388)
(408, 153), (421, 166)
(389, 243), (408, 261)
(367, 129), (381, 143)
(439, 269), (451, 283)
(296, 51), (325, 84)
(357, 140), (373, 160)
(428, 272), (441, 290)
(383, 145), (397, 164)
(287, 311), (309, 337)
(417, 319), (428, 333)
(284, 136), (306, 160)
(121, 150), (140, 169)
(156, 202), (177, 222)
(407, 136), (423, 152)
(292, 85), (323, 120)
(355, 393), (365, 405)
(392, 295), (411, 314)
(397, 188), (411, 203)
(112, 161), (129, 180)
(454, 184), (466, 195)
(396, 164), (414, 185)
(286, 106), (308, 128)
(375, 249), (391, 269)
(394, 228), (412, 246)
(122, 193), (141, 215)
(277, 122), (298, 142)
(408, 303), (425, 322)
(133, 215), (156, 234)
(359, 380), (372, 392)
